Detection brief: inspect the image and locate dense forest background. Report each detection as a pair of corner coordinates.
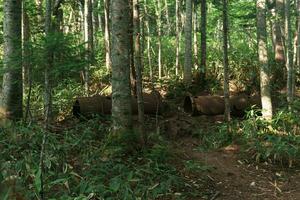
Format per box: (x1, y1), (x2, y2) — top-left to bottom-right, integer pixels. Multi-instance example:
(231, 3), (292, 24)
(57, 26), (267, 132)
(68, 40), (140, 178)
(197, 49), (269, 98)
(1, 0), (300, 199)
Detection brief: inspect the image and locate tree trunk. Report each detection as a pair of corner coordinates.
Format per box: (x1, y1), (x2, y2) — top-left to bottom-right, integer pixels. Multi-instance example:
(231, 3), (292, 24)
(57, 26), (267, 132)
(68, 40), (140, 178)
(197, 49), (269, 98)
(22, 2), (32, 121)
(156, 0), (162, 79)
(223, 0), (230, 123)
(133, 0), (145, 140)
(22, 5), (30, 92)
(144, 0), (152, 79)
(257, 0), (273, 119)
(184, 0), (193, 85)
(200, 0), (207, 84)
(93, 0), (100, 32)
(297, 0), (300, 67)
(193, 3), (199, 71)
(164, 0), (171, 35)
(84, 0), (94, 94)
(285, 0), (293, 108)
(1, 0), (23, 121)
(104, 0), (111, 71)
(111, 0), (132, 133)
(44, 0), (53, 128)
(175, 0), (180, 76)
(275, 0), (285, 65)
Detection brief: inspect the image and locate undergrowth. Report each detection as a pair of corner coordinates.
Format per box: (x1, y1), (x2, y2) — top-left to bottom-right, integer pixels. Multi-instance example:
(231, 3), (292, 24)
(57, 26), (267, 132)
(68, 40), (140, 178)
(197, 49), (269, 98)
(0, 119), (204, 200)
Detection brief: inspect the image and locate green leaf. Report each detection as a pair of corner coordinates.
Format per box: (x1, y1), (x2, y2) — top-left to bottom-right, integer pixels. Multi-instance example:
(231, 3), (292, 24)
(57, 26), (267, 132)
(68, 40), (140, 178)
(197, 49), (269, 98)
(34, 168), (42, 193)
(109, 177), (121, 192)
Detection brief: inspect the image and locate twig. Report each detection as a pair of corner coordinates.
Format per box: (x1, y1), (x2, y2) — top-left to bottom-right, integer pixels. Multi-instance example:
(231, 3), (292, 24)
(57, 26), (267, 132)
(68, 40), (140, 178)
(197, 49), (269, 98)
(210, 191), (220, 200)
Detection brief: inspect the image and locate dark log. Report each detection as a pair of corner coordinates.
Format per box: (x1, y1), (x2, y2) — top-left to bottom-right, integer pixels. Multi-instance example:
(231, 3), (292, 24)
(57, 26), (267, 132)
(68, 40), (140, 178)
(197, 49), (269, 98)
(184, 95), (225, 115)
(73, 92), (164, 118)
(184, 94), (262, 117)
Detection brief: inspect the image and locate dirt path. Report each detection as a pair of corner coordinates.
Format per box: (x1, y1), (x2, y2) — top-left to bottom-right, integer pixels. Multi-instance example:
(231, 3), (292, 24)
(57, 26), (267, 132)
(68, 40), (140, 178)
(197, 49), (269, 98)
(179, 138), (300, 200)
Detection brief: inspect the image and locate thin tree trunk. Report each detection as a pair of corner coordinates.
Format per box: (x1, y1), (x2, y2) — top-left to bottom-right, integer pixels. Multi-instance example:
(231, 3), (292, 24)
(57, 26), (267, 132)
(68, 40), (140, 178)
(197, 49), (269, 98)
(200, 0), (207, 84)
(133, 0), (145, 141)
(111, 0), (132, 132)
(104, 0), (111, 71)
(22, 2), (32, 122)
(164, 0), (171, 35)
(22, 5), (30, 93)
(293, 0), (300, 96)
(257, 0), (273, 119)
(184, 0), (193, 85)
(144, 0), (152, 79)
(223, 0), (230, 123)
(175, 0), (180, 76)
(275, 0), (285, 65)
(93, 0), (100, 33)
(285, 0), (293, 108)
(1, 0), (23, 121)
(44, 0), (53, 128)
(84, 0), (94, 95)
(156, 0), (162, 79)
(193, 3), (199, 70)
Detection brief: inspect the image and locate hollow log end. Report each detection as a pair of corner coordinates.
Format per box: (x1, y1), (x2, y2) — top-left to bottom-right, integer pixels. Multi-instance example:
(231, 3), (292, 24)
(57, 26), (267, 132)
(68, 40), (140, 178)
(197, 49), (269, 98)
(183, 96), (197, 116)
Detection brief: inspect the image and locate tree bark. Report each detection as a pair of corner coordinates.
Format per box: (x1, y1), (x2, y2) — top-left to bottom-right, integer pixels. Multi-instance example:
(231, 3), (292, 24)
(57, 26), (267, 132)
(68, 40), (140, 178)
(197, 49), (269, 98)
(257, 0), (273, 119)
(144, 0), (152, 79)
(44, 0), (53, 128)
(275, 0), (285, 65)
(111, 0), (132, 133)
(104, 0), (111, 71)
(200, 0), (207, 84)
(175, 0), (181, 76)
(133, 0), (145, 140)
(285, 0), (293, 108)
(184, 0), (193, 85)
(84, 0), (94, 94)
(1, 0), (23, 121)
(193, 3), (199, 71)
(164, 0), (171, 35)
(223, 0), (230, 123)
(156, 0), (162, 79)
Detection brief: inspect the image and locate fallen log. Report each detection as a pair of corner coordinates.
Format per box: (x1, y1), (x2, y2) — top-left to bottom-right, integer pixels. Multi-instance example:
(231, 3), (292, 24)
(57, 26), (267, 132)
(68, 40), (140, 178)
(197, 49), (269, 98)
(183, 94), (262, 117)
(183, 95), (225, 115)
(73, 92), (164, 118)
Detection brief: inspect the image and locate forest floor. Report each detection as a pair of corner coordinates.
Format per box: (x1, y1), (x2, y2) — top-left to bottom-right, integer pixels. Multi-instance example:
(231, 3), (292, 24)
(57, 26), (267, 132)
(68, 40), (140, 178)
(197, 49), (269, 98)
(166, 113), (300, 200)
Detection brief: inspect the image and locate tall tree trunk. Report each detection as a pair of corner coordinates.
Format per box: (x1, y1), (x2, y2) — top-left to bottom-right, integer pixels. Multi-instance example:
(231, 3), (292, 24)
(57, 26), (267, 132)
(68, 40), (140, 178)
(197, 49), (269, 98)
(223, 0), (230, 123)
(193, 3), (199, 71)
(133, 0), (145, 140)
(93, 0), (100, 32)
(1, 0), (23, 121)
(111, 0), (132, 132)
(285, 0), (293, 108)
(22, 5), (30, 92)
(44, 0), (53, 128)
(200, 0), (207, 84)
(164, 0), (171, 35)
(257, 0), (273, 119)
(184, 0), (193, 85)
(144, 0), (152, 79)
(104, 0), (111, 71)
(22, 2), (32, 121)
(275, 0), (285, 66)
(175, 0), (180, 76)
(297, 0), (300, 67)
(156, 0), (162, 79)
(84, 0), (94, 94)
